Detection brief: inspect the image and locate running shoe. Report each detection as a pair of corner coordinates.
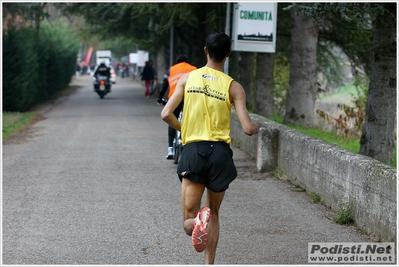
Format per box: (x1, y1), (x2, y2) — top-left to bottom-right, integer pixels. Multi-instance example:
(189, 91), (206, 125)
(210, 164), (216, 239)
(157, 98), (168, 106)
(192, 206), (211, 252)
(166, 147), (174, 159)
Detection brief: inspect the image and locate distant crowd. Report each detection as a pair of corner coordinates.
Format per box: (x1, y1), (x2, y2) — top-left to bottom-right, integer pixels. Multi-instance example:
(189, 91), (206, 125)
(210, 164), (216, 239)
(75, 61), (131, 79)
(75, 61), (94, 78)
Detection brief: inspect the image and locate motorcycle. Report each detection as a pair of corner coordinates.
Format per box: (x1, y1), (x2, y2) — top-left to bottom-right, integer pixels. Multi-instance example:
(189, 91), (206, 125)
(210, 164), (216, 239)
(93, 75), (111, 99)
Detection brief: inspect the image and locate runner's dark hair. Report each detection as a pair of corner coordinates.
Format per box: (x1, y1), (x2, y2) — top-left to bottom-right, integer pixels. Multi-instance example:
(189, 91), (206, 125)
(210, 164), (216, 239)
(176, 54), (190, 64)
(205, 32), (231, 63)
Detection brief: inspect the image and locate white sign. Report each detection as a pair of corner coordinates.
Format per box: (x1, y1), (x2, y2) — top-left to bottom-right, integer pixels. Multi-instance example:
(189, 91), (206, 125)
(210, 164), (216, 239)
(232, 2), (277, 53)
(129, 53), (138, 64)
(137, 50), (149, 67)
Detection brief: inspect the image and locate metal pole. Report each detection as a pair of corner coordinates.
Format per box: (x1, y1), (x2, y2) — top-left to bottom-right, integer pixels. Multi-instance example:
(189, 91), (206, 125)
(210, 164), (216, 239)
(224, 3), (231, 74)
(170, 25), (174, 67)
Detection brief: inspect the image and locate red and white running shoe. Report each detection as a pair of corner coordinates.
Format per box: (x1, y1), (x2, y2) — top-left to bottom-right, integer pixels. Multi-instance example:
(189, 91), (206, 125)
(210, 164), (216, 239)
(192, 206), (211, 252)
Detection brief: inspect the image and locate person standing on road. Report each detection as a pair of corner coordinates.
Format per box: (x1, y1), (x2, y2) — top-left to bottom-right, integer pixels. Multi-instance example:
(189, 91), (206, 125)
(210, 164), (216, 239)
(141, 60), (155, 98)
(157, 54), (197, 159)
(76, 63), (81, 79)
(161, 32), (260, 264)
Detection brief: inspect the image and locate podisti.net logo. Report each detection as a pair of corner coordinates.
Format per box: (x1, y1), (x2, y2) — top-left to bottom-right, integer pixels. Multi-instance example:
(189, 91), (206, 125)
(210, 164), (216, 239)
(308, 242), (395, 264)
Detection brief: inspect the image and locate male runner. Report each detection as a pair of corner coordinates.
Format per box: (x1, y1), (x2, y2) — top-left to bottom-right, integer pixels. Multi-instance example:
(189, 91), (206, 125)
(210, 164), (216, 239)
(161, 32), (259, 264)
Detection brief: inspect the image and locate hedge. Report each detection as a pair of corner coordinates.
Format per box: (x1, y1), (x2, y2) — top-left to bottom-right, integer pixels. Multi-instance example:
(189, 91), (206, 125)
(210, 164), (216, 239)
(3, 20), (80, 112)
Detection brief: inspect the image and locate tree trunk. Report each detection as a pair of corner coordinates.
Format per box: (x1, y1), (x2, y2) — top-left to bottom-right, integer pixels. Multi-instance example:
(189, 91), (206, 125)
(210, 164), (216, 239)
(283, 7), (318, 127)
(154, 45), (166, 82)
(359, 3), (396, 165)
(255, 52), (275, 117)
(239, 52), (255, 111)
(228, 51), (240, 81)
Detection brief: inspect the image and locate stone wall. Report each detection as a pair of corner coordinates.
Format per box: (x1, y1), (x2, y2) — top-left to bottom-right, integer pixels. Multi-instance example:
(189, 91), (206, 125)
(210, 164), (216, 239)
(230, 110), (397, 242)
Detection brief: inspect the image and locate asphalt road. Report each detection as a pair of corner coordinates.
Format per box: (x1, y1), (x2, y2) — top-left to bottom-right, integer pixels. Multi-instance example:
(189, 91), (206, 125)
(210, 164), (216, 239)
(3, 75), (371, 266)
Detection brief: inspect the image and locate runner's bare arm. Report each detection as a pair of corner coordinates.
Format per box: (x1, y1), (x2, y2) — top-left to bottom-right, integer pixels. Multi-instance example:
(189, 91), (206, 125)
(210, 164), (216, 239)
(229, 81), (260, 136)
(160, 73), (188, 132)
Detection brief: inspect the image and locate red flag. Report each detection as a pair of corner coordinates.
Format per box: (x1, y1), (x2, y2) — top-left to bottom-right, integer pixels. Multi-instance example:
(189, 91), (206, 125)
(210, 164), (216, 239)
(84, 46), (94, 66)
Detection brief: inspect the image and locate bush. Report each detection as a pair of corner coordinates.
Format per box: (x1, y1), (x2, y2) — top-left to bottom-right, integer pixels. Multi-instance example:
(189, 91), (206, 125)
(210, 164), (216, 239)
(3, 27), (40, 111)
(334, 205), (354, 225)
(316, 76), (369, 138)
(3, 21), (79, 112)
(38, 21), (79, 96)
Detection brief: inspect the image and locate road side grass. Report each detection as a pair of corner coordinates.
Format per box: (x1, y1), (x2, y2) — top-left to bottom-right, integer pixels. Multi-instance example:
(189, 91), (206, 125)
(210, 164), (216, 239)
(3, 84), (79, 141)
(3, 112), (37, 140)
(290, 125), (361, 153)
(268, 116), (396, 168)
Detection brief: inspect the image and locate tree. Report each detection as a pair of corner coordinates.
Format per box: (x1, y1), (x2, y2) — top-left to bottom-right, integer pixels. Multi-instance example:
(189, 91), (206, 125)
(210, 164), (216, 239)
(359, 3), (396, 164)
(3, 3), (49, 32)
(58, 3), (228, 79)
(317, 11), (373, 78)
(284, 3), (396, 165)
(239, 52), (255, 110)
(255, 52), (275, 117)
(283, 5), (319, 127)
(275, 2), (374, 110)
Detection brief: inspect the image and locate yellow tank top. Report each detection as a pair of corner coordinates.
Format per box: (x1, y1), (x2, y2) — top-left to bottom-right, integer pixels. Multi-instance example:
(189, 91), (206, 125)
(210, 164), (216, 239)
(181, 67), (234, 145)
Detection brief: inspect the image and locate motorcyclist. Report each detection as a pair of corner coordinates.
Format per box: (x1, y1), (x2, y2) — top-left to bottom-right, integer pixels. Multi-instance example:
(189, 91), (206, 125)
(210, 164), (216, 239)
(93, 62), (112, 93)
(94, 62), (111, 82)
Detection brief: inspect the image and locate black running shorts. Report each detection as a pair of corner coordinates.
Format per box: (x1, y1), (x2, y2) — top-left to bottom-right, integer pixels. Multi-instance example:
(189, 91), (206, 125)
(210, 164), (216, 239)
(177, 141), (237, 193)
